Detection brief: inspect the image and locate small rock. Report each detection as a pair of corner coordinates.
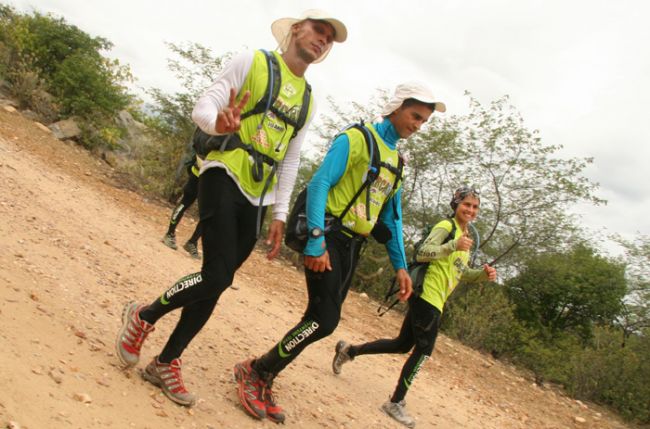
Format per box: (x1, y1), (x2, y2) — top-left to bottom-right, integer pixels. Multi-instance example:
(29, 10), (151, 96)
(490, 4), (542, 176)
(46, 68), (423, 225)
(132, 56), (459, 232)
(3, 105), (16, 113)
(95, 377), (110, 387)
(7, 421), (21, 429)
(48, 369), (64, 384)
(21, 110), (40, 121)
(36, 305), (52, 315)
(576, 399), (588, 409)
(34, 122), (51, 133)
(73, 392), (92, 403)
(574, 416), (587, 424)
(48, 118), (81, 140)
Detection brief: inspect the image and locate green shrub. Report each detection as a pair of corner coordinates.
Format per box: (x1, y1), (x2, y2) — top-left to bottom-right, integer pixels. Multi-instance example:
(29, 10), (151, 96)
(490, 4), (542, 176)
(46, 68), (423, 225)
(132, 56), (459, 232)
(512, 331), (582, 385)
(6, 58), (41, 107)
(0, 5), (132, 147)
(567, 328), (650, 423)
(442, 284), (526, 357)
(116, 131), (187, 199)
(49, 52), (131, 120)
(0, 40), (10, 80)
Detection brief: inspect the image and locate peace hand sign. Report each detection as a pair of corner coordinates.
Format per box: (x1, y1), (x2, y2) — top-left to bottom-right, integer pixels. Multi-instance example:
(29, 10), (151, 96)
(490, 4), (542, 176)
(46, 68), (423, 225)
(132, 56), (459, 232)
(215, 88), (251, 134)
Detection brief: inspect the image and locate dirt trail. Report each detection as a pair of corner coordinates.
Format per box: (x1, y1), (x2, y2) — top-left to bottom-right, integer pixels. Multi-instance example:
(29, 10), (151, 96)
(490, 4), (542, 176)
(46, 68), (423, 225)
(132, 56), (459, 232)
(0, 108), (632, 429)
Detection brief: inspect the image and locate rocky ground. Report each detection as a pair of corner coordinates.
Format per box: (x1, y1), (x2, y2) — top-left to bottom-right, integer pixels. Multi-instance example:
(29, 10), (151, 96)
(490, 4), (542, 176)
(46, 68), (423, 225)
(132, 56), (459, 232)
(0, 107), (636, 429)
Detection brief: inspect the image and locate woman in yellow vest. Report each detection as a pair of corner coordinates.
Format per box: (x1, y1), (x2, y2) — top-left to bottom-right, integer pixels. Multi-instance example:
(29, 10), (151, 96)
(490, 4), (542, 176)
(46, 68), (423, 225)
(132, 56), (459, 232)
(332, 187), (497, 428)
(234, 82), (446, 423)
(115, 10), (347, 409)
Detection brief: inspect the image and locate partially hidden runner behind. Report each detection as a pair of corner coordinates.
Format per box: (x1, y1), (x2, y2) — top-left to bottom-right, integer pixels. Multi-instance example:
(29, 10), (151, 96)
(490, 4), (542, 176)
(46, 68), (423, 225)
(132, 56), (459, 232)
(162, 148), (203, 259)
(233, 82), (446, 424)
(115, 9), (347, 408)
(331, 187), (497, 428)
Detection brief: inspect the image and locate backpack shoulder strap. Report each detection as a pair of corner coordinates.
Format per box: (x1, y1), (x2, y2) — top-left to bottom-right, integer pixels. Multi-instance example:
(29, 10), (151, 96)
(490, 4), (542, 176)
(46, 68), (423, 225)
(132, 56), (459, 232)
(241, 49), (281, 120)
(358, 123), (380, 220)
(362, 124), (380, 221)
(441, 218), (457, 245)
(392, 154), (404, 192)
(332, 123), (376, 222)
(292, 81), (312, 138)
(241, 50), (311, 139)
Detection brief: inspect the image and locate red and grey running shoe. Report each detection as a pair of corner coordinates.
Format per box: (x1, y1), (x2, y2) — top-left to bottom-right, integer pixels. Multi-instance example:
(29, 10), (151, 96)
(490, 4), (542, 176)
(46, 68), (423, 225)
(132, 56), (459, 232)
(142, 356), (196, 406)
(233, 359), (267, 419)
(264, 380), (285, 424)
(116, 302), (154, 367)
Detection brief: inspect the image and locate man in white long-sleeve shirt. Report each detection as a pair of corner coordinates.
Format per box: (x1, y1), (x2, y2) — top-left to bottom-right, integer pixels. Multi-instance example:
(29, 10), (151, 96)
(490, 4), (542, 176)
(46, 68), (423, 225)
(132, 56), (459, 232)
(114, 9), (347, 409)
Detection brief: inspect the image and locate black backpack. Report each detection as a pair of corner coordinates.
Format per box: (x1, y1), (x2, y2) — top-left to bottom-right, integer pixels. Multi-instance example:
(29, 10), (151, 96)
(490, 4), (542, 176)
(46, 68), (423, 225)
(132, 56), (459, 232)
(285, 123), (404, 253)
(192, 49), (312, 159)
(378, 219), (456, 316)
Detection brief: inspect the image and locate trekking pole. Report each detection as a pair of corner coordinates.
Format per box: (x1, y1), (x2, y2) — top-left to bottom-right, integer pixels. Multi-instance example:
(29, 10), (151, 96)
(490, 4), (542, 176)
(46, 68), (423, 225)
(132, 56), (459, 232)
(468, 222), (480, 268)
(377, 276), (400, 316)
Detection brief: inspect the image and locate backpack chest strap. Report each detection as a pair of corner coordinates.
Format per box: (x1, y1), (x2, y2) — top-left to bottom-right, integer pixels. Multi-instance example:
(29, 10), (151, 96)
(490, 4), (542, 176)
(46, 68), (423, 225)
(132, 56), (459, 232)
(217, 133), (275, 182)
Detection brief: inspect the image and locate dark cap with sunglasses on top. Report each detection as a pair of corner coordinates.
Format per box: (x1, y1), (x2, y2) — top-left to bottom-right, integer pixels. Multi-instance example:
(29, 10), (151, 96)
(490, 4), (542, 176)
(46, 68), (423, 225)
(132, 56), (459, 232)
(450, 186), (480, 211)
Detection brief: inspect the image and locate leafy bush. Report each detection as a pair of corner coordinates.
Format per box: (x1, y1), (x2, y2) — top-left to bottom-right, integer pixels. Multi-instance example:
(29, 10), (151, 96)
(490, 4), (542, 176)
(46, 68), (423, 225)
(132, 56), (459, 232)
(442, 284), (527, 357)
(567, 328), (650, 423)
(0, 4), (132, 147)
(50, 52), (131, 119)
(117, 131), (188, 198)
(512, 330), (583, 385)
(507, 244), (627, 341)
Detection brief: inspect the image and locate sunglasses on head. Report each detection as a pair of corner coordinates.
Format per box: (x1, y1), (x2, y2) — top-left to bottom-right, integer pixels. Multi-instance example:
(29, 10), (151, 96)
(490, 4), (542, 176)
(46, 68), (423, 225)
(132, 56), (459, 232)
(456, 187), (480, 198)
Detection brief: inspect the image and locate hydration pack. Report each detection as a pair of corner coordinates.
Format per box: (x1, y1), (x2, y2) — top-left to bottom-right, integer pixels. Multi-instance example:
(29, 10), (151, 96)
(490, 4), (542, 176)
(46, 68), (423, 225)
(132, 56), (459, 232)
(285, 123), (404, 253)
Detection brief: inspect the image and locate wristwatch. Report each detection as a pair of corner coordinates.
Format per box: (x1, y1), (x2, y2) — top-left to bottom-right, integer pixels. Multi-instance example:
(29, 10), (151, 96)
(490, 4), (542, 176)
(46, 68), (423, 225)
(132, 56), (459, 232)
(309, 227), (324, 239)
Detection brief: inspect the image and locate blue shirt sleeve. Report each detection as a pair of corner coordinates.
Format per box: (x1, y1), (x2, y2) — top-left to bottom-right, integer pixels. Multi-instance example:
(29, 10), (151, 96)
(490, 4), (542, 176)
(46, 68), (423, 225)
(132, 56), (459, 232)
(380, 187), (408, 270)
(304, 134), (349, 256)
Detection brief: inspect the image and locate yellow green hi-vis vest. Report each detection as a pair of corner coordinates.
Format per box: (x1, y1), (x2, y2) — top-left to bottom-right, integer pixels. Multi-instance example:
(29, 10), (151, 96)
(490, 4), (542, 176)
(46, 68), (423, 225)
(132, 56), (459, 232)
(420, 218), (470, 312)
(205, 50), (313, 197)
(325, 124), (401, 236)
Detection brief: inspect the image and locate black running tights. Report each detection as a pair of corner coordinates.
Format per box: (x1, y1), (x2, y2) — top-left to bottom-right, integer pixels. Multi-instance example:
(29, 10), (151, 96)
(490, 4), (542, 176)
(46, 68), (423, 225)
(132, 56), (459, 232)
(348, 297), (441, 402)
(141, 168), (264, 362)
(166, 169), (199, 235)
(253, 231), (364, 379)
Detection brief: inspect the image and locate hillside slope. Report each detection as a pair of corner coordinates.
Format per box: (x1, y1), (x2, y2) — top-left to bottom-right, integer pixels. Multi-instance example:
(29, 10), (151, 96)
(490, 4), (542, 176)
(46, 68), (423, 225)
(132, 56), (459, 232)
(0, 108), (632, 429)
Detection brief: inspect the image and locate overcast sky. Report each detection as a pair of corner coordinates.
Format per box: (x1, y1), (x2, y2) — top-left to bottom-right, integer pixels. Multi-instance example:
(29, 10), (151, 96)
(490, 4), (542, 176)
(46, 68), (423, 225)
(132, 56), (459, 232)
(9, 0), (650, 255)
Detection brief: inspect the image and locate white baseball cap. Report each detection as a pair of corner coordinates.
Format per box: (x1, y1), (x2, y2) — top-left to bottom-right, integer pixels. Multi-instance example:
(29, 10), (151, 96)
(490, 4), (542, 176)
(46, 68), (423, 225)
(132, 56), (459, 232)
(381, 82), (447, 116)
(271, 9), (348, 63)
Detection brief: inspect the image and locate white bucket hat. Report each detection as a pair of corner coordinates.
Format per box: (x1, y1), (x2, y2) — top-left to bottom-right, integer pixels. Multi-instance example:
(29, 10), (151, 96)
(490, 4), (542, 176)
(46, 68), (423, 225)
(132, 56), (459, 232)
(381, 82), (447, 116)
(271, 9), (348, 64)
